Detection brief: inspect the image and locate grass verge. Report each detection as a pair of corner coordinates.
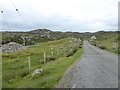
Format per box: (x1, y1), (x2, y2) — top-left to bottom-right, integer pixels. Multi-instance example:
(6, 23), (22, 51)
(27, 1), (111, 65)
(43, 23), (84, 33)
(2, 38), (83, 88)
(89, 40), (119, 55)
(16, 47), (83, 88)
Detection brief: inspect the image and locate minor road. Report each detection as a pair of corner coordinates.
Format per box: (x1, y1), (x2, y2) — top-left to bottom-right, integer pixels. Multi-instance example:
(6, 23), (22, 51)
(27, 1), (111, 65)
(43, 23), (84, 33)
(56, 41), (118, 88)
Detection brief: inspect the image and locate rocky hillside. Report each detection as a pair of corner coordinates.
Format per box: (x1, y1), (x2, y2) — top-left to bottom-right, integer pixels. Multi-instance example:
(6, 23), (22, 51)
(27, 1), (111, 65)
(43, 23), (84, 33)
(1, 29), (82, 46)
(1, 29), (119, 48)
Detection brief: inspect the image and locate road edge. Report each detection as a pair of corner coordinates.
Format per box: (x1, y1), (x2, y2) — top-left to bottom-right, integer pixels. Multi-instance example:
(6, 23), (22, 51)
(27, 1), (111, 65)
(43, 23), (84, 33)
(55, 54), (84, 88)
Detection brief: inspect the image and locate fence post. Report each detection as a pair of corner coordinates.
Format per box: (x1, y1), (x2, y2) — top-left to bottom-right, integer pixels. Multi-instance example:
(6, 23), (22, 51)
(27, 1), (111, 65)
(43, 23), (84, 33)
(28, 56), (31, 70)
(44, 52), (46, 64)
(51, 51), (53, 56)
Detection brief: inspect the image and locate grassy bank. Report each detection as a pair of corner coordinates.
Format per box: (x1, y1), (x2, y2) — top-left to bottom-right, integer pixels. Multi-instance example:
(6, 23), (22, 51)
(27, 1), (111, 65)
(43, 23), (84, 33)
(89, 38), (119, 54)
(89, 31), (119, 55)
(2, 38), (83, 88)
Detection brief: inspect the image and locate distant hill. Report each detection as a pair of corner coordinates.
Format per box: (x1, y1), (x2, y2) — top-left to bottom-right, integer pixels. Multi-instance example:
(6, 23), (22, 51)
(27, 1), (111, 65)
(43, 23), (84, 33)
(1, 29), (82, 46)
(1, 29), (119, 46)
(93, 31), (119, 40)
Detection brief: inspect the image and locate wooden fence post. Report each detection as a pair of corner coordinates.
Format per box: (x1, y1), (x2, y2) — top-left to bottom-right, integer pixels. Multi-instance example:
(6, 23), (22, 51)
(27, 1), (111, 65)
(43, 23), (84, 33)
(51, 51), (53, 56)
(44, 52), (46, 64)
(28, 56), (31, 70)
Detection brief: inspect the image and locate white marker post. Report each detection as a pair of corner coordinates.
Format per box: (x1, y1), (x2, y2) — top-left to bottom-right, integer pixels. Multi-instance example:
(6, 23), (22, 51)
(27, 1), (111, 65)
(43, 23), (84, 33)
(51, 46), (53, 56)
(28, 56), (31, 70)
(44, 52), (46, 64)
(51, 51), (53, 56)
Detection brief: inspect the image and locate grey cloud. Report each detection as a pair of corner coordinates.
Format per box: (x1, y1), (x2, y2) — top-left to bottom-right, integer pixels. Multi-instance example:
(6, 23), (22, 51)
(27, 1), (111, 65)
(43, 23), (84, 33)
(0, 0), (118, 32)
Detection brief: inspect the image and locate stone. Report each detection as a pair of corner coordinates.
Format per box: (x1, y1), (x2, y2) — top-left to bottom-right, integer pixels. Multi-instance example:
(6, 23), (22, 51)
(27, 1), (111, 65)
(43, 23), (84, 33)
(91, 36), (96, 40)
(1, 42), (26, 53)
(32, 69), (43, 77)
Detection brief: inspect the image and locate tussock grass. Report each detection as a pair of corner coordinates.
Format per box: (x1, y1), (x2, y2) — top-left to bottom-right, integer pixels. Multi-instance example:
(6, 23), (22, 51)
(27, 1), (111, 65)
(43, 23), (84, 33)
(89, 33), (119, 54)
(2, 38), (83, 88)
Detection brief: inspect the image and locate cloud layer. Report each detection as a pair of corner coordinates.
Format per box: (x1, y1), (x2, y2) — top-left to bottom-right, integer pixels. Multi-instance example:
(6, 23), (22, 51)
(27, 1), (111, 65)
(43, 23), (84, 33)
(0, 0), (118, 32)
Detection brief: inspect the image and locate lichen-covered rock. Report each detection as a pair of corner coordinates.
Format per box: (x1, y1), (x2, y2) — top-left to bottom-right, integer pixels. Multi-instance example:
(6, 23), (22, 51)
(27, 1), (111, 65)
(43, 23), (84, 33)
(31, 69), (43, 77)
(1, 42), (26, 53)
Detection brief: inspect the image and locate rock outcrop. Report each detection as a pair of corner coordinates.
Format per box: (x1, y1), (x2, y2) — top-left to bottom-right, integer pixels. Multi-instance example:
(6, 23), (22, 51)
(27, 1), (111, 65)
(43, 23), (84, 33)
(1, 42), (26, 53)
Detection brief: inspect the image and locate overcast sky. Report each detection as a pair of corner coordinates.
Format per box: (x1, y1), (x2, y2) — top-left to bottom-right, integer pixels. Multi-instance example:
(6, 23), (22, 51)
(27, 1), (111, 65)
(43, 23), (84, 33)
(0, 0), (119, 32)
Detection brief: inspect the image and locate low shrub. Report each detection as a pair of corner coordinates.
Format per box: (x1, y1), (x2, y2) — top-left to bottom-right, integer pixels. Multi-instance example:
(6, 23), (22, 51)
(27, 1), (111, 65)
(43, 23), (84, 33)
(19, 69), (30, 77)
(79, 45), (82, 48)
(99, 46), (106, 49)
(46, 56), (56, 62)
(93, 44), (96, 46)
(65, 48), (77, 57)
(15, 60), (19, 62)
(20, 65), (25, 69)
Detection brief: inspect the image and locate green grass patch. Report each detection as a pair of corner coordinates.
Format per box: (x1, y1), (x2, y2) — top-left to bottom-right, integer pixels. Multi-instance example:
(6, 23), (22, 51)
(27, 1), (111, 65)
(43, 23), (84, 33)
(89, 31), (120, 55)
(89, 36), (119, 55)
(14, 48), (83, 88)
(2, 38), (83, 88)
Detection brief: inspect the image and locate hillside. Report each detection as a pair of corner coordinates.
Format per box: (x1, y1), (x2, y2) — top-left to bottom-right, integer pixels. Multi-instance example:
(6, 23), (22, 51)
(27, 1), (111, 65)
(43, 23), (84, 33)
(1, 29), (82, 46)
(1, 29), (119, 54)
(89, 31), (120, 54)
(2, 38), (83, 88)
(1, 29), (119, 88)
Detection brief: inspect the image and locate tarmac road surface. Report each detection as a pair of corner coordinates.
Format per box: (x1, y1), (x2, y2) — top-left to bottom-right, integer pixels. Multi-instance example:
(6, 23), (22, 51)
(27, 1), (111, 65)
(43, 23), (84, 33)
(57, 41), (118, 88)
